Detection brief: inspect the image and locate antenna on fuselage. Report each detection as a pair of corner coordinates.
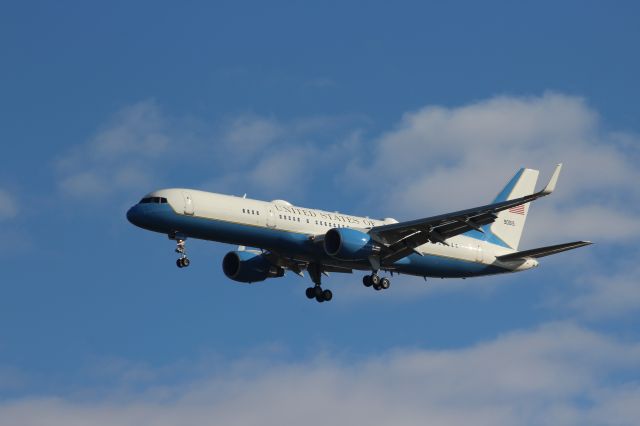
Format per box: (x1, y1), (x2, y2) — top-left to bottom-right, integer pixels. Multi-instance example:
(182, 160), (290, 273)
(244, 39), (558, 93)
(242, 193), (247, 199)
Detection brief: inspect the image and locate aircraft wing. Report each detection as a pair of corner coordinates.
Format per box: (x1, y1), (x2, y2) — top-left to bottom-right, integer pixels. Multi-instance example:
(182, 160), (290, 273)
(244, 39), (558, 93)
(495, 241), (592, 261)
(370, 164), (563, 264)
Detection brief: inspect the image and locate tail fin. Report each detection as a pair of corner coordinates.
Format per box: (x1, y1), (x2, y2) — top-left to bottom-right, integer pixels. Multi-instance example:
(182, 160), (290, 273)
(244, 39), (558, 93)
(468, 168), (539, 250)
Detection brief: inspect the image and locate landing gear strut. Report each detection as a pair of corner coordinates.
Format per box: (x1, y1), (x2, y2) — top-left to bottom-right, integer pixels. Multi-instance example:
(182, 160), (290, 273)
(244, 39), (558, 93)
(363, 273), (391, 291)
(305, 263), (333, 303)
(174, 239), (190, 268)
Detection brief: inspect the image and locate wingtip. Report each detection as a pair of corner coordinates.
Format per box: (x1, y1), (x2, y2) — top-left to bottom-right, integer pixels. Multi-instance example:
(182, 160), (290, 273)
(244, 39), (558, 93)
(541, 163), (563, 195)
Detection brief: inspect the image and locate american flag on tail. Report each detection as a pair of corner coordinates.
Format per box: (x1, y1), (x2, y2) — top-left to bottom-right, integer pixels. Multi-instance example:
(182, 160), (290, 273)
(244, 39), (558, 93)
(508, 204), (526, 215)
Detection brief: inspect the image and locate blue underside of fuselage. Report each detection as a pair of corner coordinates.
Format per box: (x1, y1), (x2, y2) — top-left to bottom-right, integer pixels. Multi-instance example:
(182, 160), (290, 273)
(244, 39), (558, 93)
(127, 204), (507, 278)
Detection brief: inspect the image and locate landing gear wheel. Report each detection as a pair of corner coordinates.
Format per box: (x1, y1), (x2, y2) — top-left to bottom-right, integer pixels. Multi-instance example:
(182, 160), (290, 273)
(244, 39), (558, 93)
(373, 283), (382, 291)
(309, 286), (332, 303)
(305, 287), (315, 299)
(180, 257), (190, 267)
(176, 259), (183, 268)
(363, 275), (373, 287)
(322, 289), (333, 301)
(371, 274), (380, 286)
(380, 277), (390, 290)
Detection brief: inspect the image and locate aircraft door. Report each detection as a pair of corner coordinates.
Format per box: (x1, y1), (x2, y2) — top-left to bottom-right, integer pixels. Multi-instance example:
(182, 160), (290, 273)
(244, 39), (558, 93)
(183, 192), (195, 215)
(266, 207), (276, 228)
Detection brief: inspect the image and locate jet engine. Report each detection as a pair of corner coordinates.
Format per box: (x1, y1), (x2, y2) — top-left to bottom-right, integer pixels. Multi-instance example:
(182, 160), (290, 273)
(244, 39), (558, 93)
(323, 228), (381, 260)
(222, 251), (285, 283)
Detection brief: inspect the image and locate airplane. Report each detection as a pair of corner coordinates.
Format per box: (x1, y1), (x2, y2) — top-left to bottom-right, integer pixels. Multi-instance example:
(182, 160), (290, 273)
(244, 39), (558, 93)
(126, 163), (591, 303)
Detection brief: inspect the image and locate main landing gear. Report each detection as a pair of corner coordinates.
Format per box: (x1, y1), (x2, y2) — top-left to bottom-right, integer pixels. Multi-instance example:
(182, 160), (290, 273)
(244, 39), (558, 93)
(305, 263), (333, 303)
(305, 286), (333, 303)
(362, 273), (391, 291)
(175, 239), (190, 268)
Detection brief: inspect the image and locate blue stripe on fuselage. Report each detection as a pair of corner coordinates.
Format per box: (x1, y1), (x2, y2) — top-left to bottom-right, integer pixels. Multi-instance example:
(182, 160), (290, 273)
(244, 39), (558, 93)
(127, 203), (508, 278)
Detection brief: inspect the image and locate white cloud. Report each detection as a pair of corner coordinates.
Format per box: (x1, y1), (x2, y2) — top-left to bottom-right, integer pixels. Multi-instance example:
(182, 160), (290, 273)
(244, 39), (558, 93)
(0, 188), (18, 220)
(545, 256), (640, 320)
(1, 323), (639, 425)
(202, 115), (367, 197)
(222, 116), (283, 159)
(56, 100), (175, 201)
(248, 145), (317, 192)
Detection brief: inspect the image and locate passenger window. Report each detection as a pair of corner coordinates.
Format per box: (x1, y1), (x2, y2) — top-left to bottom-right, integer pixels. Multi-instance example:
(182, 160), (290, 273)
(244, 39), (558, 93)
(243, 209), (246, 213)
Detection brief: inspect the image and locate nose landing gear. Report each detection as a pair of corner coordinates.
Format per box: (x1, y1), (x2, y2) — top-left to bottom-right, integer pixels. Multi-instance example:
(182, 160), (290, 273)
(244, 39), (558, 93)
(174, 239), (190, 268)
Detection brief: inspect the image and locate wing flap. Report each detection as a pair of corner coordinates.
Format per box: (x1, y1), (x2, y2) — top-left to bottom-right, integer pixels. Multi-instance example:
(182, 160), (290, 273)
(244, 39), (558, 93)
(496, 241), (592, 261)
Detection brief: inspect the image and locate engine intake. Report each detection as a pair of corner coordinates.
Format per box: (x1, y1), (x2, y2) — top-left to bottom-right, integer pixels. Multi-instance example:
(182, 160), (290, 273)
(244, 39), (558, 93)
(324, 228), (380, 260)
(222, 251), (284, 283)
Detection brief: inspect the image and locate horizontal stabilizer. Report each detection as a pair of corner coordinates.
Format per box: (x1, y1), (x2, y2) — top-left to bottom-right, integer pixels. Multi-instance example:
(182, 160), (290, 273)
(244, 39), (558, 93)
(496, 241), (592, 261)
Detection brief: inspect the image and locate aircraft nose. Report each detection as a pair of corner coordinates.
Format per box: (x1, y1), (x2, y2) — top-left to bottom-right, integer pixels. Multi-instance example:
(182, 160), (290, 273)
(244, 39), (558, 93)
(126, 204), (145, 226)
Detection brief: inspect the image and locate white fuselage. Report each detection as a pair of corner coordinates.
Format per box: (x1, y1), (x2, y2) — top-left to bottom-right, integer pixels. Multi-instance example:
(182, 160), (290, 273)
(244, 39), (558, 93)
(128, 188), (538, 276)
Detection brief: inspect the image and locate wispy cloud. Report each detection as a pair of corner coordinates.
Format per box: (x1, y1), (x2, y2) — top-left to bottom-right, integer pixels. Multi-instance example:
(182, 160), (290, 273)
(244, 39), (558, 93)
(202, 114), (368, 198)
(0, 188), (18, 221)
(1, 322), (639, 425)
(55, 102), (368, 203)
(55, 100), (180, 201)
(543, 252), (640, 320)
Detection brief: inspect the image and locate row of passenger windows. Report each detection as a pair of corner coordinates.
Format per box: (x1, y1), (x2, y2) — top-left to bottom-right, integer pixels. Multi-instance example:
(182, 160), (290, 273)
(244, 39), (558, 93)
(278, 214), (347, 228)
(280, 214), (304, 223)
(139, 197), (168, 204)
(242, 208), (348, 229)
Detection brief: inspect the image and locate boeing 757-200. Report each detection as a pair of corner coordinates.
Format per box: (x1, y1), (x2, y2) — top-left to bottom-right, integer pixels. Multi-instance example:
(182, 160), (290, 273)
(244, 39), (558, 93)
(127, 164), (591, 303)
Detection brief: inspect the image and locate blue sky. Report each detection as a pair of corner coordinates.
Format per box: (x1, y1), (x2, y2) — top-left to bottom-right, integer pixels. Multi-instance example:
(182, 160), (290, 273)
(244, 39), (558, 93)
(2, 1), (640, 424)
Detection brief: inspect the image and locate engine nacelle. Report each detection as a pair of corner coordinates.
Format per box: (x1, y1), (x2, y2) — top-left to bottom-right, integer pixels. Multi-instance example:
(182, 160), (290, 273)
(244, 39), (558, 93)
(323, 228), (380, 260)
(222, 251), (284, 283)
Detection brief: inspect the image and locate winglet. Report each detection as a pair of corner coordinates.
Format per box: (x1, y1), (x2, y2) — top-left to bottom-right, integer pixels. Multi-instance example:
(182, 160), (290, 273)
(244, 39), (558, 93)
(541, 163), (562, 195)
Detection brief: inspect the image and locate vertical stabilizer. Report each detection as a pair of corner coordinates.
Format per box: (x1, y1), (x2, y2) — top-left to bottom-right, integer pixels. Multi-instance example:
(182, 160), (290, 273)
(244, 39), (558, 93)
(487, 168), (539, 250)
(464, 168), (539, 250)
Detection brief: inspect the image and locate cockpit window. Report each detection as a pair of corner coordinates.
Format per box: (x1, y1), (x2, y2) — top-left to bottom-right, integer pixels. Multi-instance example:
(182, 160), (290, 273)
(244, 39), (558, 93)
(139, 197), (167, 204)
